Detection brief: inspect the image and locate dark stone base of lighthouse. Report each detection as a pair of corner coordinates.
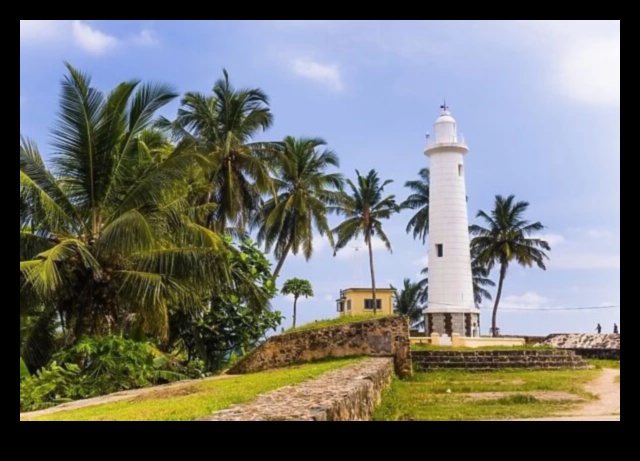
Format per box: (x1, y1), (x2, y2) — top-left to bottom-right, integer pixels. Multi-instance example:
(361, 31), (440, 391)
(425, 312), (480, 337)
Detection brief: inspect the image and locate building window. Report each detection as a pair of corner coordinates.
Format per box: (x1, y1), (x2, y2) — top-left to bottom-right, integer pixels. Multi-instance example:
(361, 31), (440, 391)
(364, 299), (382, 310)
(337, 302), (344, 312)
(458, 164), (464, 176)
(436, 244), (444, 258)
(347, 300), (352, 310)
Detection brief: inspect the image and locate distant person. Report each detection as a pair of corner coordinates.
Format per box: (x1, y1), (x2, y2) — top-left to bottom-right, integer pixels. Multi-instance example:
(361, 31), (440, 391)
(596, 323), (602, 334)
(613, 323), (619, 334)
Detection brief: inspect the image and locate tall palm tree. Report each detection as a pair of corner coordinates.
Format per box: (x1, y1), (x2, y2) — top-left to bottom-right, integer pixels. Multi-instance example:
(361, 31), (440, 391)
(254, 137), (343, 279)
(391, 279), (424, 328)
(160, 70), (276, 234)
(19, 64), (250, 354)
(470, 195), (551, 336)
(332, 169), (399, 314)
(402, 167), (430, 243)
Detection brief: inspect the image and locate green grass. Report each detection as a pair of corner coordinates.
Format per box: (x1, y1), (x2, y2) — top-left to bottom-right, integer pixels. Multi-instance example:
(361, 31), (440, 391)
(587, 359), (620, 369)
(23, 358), (360, 421)
(286, 314), (395, 334)
(372, 368), (599, 421)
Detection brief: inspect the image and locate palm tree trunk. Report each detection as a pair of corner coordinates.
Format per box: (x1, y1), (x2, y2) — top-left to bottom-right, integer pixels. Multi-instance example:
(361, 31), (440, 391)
(367, 236), (377, 315)
(293, 295), (298, 328)
(273, 241), (294, 280)
(491, 263), (507, 337)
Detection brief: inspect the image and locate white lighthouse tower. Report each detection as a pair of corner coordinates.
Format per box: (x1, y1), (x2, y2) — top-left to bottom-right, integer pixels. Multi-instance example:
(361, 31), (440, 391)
(423, 102), (480, 337)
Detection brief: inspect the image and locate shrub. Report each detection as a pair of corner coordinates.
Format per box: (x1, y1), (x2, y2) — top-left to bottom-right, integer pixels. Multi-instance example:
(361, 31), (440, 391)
(20, 357), (30, 380)
(20, 336), (202, 412)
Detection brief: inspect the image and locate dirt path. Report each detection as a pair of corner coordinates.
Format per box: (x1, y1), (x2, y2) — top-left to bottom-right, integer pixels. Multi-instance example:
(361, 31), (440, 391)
(507, 368), (620, 421)
(20, 374), (234, 420)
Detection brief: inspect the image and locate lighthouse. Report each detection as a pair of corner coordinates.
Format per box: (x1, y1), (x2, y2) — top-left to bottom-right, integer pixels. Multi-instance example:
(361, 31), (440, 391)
(423, 103), (480, 338)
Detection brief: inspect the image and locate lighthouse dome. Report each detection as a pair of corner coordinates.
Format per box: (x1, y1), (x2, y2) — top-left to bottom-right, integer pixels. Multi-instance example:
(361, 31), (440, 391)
(434, 109), (458, 144)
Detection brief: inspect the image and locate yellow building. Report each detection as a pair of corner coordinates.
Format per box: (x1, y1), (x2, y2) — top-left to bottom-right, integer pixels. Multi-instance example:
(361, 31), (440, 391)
(336, 288), (396, 316)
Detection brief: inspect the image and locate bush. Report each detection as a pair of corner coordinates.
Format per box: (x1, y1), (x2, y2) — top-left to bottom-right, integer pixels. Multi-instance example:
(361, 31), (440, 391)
(20, 336), (203, 412)
(20, 357), (30, 380)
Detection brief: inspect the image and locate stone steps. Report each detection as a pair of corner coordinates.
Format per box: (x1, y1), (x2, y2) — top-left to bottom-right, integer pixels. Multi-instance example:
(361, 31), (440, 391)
(412, 350), (591, 371)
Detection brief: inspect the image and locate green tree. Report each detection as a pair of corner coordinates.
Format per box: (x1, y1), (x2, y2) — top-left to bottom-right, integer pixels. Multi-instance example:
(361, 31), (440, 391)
(280, 278), (314, 328)
(332, 170), (399, 314)
(160, 70), (276, 234)
(391, 279), (424, 328)
(470, 245), (495, 308)
(470, 195), (550, 336)
(168, 239), (281, 372)
(19, 64), (242, 350)
(402, 167), (430, 243)
(254, 137), (343, 279)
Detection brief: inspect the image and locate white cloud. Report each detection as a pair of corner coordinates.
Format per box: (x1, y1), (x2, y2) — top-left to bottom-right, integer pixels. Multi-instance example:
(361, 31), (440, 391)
(20, 20), (66, 42)
(500, 292), (552, 310)
(133, 29), (158, 46)
(541, 228), (619, 270)
(72, 21), (118, 55)
(290, 58), (344, 91)
(333, 237), (388, 259)
(323, 294), (334, 302)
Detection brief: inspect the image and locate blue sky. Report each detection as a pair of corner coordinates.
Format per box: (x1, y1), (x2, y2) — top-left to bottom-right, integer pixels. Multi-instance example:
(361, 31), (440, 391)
(20, 20), (620, 335)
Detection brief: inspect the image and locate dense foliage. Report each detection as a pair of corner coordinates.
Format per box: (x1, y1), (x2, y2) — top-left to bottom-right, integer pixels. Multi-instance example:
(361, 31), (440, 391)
(20, 336), (203, 412)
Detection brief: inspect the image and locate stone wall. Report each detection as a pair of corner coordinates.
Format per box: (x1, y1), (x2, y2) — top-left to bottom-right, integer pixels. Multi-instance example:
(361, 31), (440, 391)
(201, 358), (393, 421)
(540, 333), (620, 349)
(412, 350), (591, 371)
(228, 316), (412, 378)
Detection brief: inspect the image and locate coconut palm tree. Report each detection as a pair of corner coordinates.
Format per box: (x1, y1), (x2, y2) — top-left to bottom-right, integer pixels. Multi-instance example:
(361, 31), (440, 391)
(19, 64), (245, 352)
(391, 279), (424, 328)
(253, 137), (343, 279)
(159, 70), (276, 234)
(332, 169), (399, 314)
(470, 195), (550, 336)
(402, 167), (430, 243)
(280, 278), (314, 328)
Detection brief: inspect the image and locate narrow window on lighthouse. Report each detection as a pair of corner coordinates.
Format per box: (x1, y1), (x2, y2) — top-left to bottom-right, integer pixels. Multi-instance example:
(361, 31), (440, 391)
(436, 244), (444, 258)
(458, 164), (464, 176)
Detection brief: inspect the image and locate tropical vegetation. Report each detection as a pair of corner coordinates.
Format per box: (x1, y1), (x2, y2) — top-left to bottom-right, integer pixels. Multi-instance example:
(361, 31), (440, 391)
(280, 278), (314, 328)
(470, 195), (551, 336)
(20, 63), (552, 413)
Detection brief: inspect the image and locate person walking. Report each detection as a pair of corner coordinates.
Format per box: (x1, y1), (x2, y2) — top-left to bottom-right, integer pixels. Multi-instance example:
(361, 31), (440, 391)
(596, 323), (602, 334)
(613, 323), (619, 334)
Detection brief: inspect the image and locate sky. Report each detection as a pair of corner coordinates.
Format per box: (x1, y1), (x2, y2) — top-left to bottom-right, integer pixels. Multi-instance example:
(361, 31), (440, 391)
(20, 20), (620, 335)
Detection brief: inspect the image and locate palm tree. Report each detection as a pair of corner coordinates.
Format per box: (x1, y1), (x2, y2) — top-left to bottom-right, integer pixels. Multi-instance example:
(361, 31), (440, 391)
(19, 64), (242, 352)
(391, 279), (424, 328)
(254, 137), (343, 279)
(160, 69), (276, 234)
(280, 278), (314, 328)
(470, 195), (551, 336)
(470, 245), (495, 308)
(402, 167), (430, 243)
(332, 169), (399, 314)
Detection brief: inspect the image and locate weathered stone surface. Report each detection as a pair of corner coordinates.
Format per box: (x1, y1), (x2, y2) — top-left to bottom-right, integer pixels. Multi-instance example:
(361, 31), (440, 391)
(228, 316), (412, 378)
(540, 333), (620, 349)
(200, 358), (393, 421)
(412, 350), (591, 371)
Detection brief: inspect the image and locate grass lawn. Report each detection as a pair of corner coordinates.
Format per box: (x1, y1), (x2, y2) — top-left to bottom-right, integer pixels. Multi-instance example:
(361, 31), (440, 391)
(372, 368), (600, 421)
(587, 359), (620, 369)
(286, 314), (395, 334)
(23, 358), (360, 421)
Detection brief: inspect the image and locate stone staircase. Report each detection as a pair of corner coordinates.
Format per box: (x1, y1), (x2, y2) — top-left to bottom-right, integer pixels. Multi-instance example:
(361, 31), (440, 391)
(412, 350), (591, 371)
